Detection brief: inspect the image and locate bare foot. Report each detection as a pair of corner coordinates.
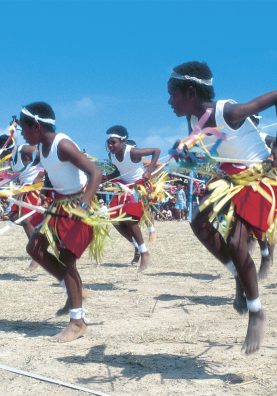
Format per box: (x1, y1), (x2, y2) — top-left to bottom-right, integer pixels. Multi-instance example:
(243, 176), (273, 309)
(258, 255), (272, 280)
(233, 277), (248, 314)
(148, 231), (157, 245)
(138, 251), (150, 272)
(241, 310), (265, 355)
(131, 247), (140, 265)
(52, 319), (87, 343)
(56, 288), (89, 316)
(27, 259), (39, 272)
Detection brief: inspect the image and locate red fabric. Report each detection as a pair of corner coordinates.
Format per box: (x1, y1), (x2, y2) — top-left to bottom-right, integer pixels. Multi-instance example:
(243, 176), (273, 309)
(11, 190), (43, 227)
(232, 183), (277, 238)
(221, 163), (277, 238)
(109, 179), (144, 220)
(48, 191), (93, 259)
(220, 162), (248, 175)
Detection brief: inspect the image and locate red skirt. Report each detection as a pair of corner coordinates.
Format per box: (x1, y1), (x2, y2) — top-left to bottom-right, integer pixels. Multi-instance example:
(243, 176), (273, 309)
(109, 179), (144, 220)
(232, 183), (277, 238)
(221, 163), (277, 238)
(47, 191), (93, 259)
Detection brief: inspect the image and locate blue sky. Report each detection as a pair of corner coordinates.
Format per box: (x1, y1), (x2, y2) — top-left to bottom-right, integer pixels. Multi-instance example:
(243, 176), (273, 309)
(0, 0), (276, 161)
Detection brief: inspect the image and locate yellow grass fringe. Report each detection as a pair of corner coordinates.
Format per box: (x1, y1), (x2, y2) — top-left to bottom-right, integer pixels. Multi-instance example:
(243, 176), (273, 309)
(199, 162), (277, 243)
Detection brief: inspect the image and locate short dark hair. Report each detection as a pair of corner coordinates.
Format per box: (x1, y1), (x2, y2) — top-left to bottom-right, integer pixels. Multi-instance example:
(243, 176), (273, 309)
(106, 125), (129, 139)
(126, 139), (137, 147)
(20, 102), (56, 132)
(168, 61), (215, 101)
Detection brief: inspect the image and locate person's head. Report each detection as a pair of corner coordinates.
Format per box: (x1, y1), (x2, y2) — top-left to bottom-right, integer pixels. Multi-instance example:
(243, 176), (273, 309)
(20, 102), (56, 145)
(10, 115), (19, 126)
(99, 198), (104, 205)
(168, 61), (215, 117)
(106, 125), (129, 154)
(177, 183), (183, 190)
(0, 134), (15, 159)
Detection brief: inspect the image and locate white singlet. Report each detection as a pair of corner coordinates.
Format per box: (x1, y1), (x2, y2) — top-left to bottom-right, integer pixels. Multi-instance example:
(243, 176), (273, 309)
(110, 144), (144, 183)
(190, 100), (270, 163)
(11, 145), (43, 185)
(39, 133), (87, 195)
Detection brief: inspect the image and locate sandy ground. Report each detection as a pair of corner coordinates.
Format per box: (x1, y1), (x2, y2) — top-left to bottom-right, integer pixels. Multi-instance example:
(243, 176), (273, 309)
(0, 220), (276, 396)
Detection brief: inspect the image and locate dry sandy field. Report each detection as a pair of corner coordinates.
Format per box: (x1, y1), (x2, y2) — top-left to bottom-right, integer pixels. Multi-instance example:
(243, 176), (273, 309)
(0, 220), (276, 396)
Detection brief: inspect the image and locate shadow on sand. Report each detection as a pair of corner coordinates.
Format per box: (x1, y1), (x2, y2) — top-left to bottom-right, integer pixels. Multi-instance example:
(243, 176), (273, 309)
(0, 319), (62, 337)
(57, 343), (243, 384)
(0, 255), (29, 262)
(154, 293), (232, 307)
(101, 262), (130, 268)
(83, 283), (119, 291)
(146, 272), (220, 282)
(0, 272), (38, 282)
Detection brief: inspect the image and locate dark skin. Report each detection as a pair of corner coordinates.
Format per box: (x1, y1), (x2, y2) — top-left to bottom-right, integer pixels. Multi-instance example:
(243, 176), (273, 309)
(105, 137), (160, 270)
(21, 118), (102, 342)
(169, 83), (277, 354)
(256, 238), (274, 280)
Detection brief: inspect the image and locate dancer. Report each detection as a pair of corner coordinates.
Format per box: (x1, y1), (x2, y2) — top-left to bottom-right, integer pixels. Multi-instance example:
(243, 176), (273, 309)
(0, 132), (15, 163)
(124, 139), (158, 264)
(126, 139), (157, 247)
(104, 125), (160, 271)
(20, 102), (102, 342)
(10, 130), (45, 270)
(168, 60), (277, 354)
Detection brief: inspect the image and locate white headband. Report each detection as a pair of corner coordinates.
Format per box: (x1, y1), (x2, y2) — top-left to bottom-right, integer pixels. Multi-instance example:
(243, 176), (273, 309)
(107, 133), (127, 140)
(21, 107), (56, 125)
(170, 71), (213, 86)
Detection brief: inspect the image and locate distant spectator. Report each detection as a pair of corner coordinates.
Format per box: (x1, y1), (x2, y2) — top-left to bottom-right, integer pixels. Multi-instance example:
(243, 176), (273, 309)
(175, 184), (187, 221)
(98, 198), (108, 216)
(165, 205), (173, 220)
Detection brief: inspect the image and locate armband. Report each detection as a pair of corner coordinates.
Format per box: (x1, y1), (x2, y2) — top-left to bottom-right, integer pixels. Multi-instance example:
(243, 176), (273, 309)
(80, 201), (89, 210)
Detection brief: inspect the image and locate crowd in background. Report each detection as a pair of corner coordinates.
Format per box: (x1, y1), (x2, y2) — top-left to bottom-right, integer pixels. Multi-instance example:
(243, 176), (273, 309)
(96, 174), (207, 222)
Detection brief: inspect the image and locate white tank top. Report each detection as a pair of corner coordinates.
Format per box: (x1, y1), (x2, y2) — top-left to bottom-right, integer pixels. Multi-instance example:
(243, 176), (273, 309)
(39, 133), (87, 195)
(11, 145), (43, 185)
(110, 144), (144, 183)
(11, 145), (25, 172)
(190, 100), (270, 163)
